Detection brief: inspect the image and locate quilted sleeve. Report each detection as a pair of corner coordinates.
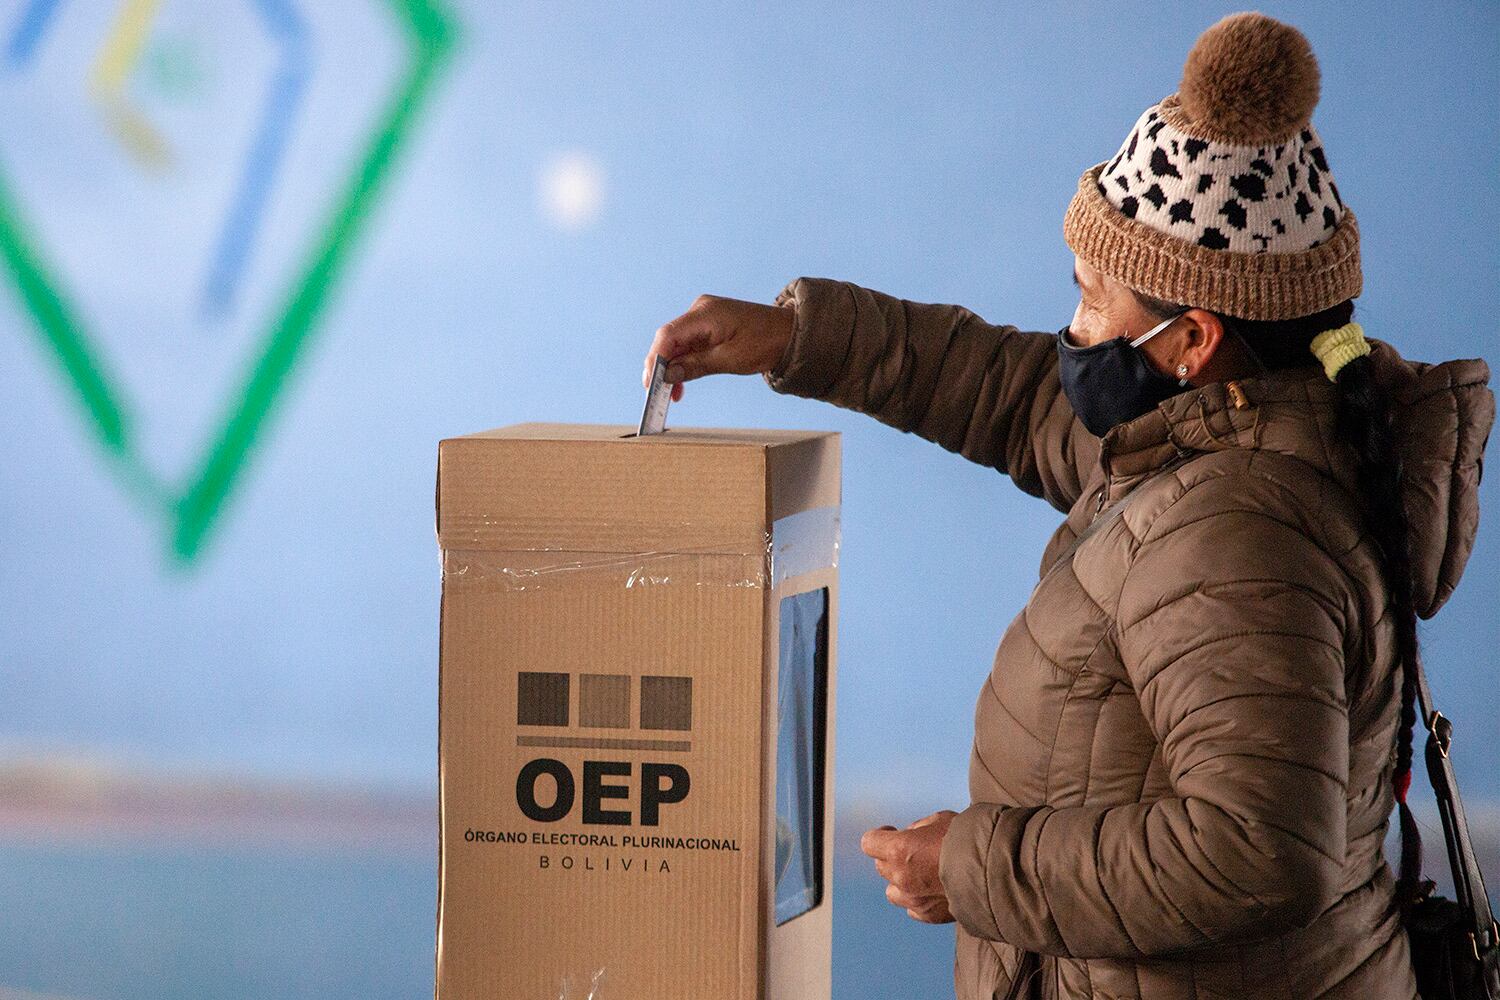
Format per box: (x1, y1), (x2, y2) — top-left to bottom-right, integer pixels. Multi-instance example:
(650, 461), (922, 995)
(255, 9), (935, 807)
(937, 476), (1354, 957)
(762, 276), (1100, 513)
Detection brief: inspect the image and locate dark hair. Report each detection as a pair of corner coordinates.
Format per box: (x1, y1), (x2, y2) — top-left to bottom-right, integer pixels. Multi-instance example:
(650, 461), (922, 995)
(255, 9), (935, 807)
(1134, 288), (1425, 911)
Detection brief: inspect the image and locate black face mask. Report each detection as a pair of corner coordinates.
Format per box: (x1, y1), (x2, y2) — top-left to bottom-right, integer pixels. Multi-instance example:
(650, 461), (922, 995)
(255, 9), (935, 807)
(1055, 311), (1191, 437)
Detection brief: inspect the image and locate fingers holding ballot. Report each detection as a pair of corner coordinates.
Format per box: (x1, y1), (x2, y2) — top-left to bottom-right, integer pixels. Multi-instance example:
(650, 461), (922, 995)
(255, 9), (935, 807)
(643, 293), (798, 402)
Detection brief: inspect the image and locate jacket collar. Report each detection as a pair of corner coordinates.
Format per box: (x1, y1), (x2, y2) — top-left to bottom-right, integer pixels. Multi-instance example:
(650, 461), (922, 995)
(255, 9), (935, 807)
(1097, 359), (1341, 500)
(1093, 336), (1495, 619)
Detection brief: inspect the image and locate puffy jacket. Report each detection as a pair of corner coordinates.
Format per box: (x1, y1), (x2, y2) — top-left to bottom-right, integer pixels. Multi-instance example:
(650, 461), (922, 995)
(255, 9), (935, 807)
(762, 276), (1495, 1000)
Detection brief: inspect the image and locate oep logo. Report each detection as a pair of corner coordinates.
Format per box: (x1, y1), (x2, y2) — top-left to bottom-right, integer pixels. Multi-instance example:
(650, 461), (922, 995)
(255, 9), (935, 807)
(512, 671), (696, 826)
(515, 759), (690, 826)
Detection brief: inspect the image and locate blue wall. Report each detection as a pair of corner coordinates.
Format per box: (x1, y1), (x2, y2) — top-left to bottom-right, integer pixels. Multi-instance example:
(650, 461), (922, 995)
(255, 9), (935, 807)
(0, 0), (1494, 825)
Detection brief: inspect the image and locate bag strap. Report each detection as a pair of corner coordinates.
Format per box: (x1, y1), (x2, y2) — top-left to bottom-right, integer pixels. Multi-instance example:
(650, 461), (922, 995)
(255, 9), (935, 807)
(1412, 651), (1500, 959)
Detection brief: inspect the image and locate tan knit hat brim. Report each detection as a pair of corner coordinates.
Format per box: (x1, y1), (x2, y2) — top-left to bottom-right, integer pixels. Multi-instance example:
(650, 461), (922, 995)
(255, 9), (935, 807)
(1063, 160), (1362, 321)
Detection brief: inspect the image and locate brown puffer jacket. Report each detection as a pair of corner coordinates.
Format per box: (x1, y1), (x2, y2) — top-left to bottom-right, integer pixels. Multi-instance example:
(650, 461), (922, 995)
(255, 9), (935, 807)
(762, 276), (1495, 1000)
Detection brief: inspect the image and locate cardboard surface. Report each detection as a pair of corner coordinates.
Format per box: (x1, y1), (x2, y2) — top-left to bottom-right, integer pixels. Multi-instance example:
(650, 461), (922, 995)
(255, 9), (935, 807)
(435, 424), (840, 999)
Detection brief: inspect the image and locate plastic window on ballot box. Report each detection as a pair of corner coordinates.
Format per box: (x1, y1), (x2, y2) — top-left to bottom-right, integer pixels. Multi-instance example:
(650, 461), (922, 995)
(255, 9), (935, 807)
(774, 585), (829, 925)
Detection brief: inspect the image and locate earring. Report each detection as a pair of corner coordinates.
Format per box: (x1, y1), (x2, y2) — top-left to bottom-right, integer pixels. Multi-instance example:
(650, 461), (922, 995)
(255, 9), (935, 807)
(1175, 364), (1189, 378)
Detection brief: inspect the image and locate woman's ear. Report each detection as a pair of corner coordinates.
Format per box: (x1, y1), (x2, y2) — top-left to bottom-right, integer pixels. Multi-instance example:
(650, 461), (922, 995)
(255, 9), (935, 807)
(1176, 309), (1226, 379)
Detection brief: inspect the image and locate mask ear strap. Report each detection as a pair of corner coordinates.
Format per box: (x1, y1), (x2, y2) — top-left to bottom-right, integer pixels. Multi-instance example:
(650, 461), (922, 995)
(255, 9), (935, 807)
(1128, 309), (1188, 348)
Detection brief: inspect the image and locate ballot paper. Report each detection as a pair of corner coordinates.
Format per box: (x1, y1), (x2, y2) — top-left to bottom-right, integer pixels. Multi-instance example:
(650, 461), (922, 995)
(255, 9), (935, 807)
(638, 355), (672, 435)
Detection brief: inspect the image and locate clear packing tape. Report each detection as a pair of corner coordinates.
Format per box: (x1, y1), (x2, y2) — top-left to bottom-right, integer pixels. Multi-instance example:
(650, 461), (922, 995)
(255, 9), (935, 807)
(556, 968), (607, 1000)
(442, 505), (841, 591)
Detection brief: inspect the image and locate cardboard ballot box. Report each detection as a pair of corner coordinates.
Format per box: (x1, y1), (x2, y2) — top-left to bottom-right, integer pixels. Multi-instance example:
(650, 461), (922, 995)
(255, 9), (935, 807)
(435, 423), (840, 999)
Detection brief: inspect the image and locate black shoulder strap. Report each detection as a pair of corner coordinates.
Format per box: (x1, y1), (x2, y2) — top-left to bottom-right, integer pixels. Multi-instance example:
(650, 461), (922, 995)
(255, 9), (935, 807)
(1414, 652), (1500, 958)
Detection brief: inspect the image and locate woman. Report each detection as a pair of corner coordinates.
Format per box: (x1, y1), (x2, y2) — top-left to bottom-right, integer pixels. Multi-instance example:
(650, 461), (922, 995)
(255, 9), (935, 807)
(642, 12), (1493, 999)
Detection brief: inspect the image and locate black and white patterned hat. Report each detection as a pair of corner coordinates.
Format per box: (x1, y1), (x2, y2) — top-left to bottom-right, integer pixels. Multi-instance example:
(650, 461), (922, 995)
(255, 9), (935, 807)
(1097, 101), (1346, 254)
(1062, 11), (1362, 321)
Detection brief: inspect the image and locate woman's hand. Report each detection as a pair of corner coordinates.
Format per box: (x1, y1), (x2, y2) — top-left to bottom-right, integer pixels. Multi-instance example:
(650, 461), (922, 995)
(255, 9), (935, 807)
(643, 294), (796, 402)
(861, 809), (958, 924)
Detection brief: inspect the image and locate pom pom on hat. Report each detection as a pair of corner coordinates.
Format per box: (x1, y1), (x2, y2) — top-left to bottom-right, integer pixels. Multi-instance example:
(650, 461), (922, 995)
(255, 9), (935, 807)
(1178, 11), (1321, 144)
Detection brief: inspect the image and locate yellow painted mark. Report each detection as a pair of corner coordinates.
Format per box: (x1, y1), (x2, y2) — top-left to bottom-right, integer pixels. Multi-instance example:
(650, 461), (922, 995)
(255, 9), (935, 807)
(89, 0), (171, 171)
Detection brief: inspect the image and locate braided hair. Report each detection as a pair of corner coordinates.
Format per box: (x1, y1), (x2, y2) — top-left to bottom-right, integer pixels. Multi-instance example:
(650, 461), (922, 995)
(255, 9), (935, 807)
(1132, 287), (1425, 910)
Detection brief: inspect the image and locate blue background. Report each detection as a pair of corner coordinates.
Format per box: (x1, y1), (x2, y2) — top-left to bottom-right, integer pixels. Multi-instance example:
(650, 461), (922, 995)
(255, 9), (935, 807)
(0, 2), (1494, 997)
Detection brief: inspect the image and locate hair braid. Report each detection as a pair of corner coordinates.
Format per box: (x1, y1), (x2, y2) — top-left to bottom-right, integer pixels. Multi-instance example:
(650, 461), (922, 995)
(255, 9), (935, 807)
(1133, 289), (1424, 906)
(1326, 349), (1425, 908)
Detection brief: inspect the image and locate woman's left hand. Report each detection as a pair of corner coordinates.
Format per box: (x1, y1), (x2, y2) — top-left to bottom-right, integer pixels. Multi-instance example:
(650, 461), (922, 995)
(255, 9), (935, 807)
(861, 809), (959, 924)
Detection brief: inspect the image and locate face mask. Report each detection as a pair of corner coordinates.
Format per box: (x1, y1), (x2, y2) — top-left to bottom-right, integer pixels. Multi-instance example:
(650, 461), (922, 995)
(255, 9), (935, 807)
(1055, 310), (1190, 438)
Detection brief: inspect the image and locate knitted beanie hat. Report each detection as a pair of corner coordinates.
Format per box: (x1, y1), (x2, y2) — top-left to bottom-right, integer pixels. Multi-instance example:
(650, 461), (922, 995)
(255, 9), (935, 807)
(1062, 11), (1361, 321)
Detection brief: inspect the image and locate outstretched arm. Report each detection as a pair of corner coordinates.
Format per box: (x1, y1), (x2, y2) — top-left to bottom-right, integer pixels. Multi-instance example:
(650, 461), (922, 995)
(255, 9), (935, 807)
(763, 276), (1099, 514)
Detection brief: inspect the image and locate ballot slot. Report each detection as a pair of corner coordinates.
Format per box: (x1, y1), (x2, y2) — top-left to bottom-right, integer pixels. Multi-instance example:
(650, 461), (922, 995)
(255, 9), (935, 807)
(773, 585), (829, 925)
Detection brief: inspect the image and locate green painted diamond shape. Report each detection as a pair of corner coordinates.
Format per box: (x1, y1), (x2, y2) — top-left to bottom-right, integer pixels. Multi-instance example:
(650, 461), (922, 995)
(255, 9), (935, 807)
(0, 0), (458, 565)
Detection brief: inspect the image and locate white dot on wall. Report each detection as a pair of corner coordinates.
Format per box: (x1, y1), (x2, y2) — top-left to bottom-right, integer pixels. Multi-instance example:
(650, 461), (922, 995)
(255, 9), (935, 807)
(537, 151), (606, 230)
